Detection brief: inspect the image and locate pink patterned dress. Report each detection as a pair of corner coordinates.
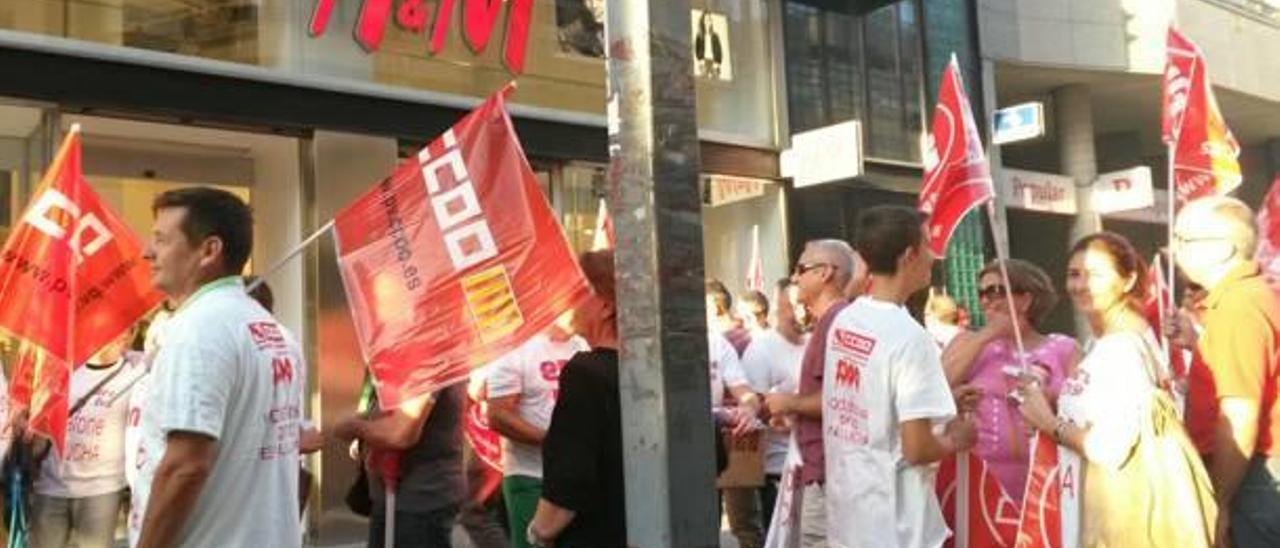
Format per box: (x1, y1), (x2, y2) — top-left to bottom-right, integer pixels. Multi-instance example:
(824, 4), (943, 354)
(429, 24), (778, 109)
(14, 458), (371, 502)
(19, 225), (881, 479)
(961, 333), (1076, 502)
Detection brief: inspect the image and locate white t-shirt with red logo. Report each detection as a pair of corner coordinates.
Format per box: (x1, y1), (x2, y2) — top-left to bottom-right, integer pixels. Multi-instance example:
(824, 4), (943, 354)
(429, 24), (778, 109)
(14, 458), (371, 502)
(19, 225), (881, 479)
(35, 352), (146, 498)
(486, 333), (589, 479)
(129, 278), (303, 548)
(823, 297), (957, 548)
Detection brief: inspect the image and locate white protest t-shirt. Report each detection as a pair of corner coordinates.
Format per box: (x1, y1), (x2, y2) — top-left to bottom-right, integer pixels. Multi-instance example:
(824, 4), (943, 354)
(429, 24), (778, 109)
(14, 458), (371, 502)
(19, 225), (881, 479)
(486, 333), (589, 479)
(129, 278), (303, 548)
(740, 329), (807, 475)
(709, 332), (749, 408)
(36, 353), (146, 498)
(1056, 329), (1160, 547)
(123, 372), (149, 491)
(823, 297), (957, 548)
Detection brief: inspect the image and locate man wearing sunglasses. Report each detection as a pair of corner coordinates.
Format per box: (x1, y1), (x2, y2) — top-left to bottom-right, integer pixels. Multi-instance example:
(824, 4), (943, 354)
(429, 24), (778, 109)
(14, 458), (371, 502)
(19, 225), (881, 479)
(1175, 196), (1280, 548)
(764, 239), (861, 548)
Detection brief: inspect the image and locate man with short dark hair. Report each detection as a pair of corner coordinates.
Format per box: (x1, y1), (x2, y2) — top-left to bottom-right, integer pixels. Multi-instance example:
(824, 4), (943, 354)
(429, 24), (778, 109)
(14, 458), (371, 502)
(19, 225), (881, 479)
(132, 187), (304, 548)
(824, 205), (975, 548)
(1175, 196), (1280, 547)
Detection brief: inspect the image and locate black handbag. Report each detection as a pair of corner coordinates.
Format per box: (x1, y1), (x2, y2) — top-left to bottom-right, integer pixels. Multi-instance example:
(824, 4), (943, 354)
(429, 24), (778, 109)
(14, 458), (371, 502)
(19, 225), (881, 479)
(343, 461), (372, 517)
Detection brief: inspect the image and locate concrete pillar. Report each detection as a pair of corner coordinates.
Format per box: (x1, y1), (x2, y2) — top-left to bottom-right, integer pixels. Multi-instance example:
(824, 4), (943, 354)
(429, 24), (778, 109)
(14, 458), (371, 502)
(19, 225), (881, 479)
(1056, 85), (1100, 243)
(604, 1), (718, 546)
(1056, 85), (1099, 337)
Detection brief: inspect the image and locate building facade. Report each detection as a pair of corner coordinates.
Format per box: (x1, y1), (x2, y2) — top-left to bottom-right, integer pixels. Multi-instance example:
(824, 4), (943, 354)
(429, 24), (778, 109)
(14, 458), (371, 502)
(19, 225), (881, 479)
(978, 0), (1280, 334)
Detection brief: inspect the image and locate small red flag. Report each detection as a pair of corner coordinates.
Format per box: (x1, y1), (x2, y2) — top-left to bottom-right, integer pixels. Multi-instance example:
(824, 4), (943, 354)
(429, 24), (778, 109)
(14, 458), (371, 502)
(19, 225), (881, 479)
(1162, 28), (1241, 209)
(937, 452), (1021, 547)
(1256, 176), (1280, 279)
(333, 89), (592, 408)
(1015, 433), (1065, 548)
(591, 198), (614, 251)
(920, 56), (994, 257)
(745, 224), (764, 293)
(0, 129), (162, 451)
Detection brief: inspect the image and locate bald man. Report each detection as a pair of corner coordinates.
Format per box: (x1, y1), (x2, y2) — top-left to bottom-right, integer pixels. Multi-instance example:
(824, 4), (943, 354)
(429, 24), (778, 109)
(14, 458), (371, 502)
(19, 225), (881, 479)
(764, 239), (859, 547)
(1175, 196), (1280, 547)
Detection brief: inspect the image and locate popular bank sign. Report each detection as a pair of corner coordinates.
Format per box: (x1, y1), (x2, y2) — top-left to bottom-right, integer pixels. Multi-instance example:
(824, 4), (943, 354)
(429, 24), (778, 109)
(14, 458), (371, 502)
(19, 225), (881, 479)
(309, 0), (534, 74)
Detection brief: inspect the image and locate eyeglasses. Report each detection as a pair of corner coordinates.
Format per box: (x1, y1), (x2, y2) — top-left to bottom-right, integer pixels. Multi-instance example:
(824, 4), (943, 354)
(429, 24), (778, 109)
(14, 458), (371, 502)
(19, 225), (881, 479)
(793, 262), (834, 276)
(1173, 232), (1227, 245)
(978, 284), (1023, 301)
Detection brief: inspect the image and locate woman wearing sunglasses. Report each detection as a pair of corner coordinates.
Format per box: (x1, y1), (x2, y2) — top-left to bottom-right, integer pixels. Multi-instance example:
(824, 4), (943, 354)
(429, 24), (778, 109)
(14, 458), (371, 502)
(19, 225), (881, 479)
(941, 258), (1078, 502)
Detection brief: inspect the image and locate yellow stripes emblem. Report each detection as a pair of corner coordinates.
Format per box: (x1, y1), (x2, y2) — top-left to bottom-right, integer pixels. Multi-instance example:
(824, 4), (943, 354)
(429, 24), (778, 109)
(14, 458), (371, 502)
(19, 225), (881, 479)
(462, 265), (524, 343)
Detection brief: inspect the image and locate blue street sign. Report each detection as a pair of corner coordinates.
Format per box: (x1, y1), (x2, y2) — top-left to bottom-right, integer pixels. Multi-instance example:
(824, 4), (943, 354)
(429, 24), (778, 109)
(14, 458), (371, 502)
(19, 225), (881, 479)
(992, 102), (1045, 145)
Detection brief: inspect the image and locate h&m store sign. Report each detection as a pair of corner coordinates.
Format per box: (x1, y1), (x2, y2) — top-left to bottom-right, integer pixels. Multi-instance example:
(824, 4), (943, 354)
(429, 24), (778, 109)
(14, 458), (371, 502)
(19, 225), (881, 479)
(309, 0), (534, 74)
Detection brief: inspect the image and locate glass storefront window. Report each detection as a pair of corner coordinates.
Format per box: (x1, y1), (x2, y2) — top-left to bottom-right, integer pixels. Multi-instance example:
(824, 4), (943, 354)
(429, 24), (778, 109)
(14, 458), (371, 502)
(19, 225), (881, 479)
(0, 1), (779, 147)
(692, 0), (779, 146)
(783, 0), (924, 163)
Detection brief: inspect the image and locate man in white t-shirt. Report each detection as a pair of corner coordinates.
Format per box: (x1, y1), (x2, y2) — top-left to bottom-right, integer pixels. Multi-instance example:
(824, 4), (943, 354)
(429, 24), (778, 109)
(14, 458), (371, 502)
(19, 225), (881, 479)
(29, 329), (146, 548)
(823, 205), (975, 548)
(740, 279), (808, 526)
(486, 315), (589, 548)
(132, 187), (303, 548)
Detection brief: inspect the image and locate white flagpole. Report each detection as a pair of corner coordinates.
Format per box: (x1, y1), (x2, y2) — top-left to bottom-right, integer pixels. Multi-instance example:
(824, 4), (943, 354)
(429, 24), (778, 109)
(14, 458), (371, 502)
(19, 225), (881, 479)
(984, 201), (1029, 368)
(385, 486), (396, 547)
(1167, 141), (1178, 340)
(245, 219), (336, 293)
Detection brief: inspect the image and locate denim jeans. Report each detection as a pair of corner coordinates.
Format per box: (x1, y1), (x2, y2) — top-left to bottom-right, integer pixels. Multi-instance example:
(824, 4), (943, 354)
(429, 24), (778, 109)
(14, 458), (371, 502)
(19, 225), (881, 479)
(1231, 455), (1280, 548)
(29, 491), (123, 548)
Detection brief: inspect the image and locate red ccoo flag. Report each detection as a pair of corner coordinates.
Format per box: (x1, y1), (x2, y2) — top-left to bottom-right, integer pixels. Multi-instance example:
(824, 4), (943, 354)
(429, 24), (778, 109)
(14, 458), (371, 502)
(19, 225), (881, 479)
(920, 55), (995, 257)
(1162, 28), (1242, 209)
(0, 128), (163, 452)
(1015, 433), (1066, 548)
(333, 89), (593, 408)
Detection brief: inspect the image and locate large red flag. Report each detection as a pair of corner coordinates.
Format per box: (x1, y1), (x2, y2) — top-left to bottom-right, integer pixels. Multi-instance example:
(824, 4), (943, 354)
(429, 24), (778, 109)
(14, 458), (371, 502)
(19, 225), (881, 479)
(333, 90), (592, 408)
(0, 129), (163, 451)
(920, 56), (994, 257)
(937, 452), (1021, 547)
(1162, 28), (1242, 208)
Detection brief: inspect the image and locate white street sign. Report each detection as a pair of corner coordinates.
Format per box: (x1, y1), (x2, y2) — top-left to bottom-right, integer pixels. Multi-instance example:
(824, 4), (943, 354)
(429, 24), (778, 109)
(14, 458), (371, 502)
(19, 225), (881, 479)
(998, 168), (1077, 214)
(992, 102), (1045, 145)
(781, 120), (863, 188)
(1092, 166), (1155, 214)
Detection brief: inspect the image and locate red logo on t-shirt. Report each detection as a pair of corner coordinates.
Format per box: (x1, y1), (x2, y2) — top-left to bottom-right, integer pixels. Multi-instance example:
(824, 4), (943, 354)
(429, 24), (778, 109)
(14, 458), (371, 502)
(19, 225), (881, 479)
(248, 321), (286, 349)
(833, 329), (876, 356)
(539, 359), (568, 382)
(835, 358), (861, 389)
(272, 356), (294, 386)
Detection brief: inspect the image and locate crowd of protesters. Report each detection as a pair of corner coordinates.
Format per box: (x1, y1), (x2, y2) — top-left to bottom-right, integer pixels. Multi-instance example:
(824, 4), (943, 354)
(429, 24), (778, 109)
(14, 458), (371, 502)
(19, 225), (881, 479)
(0, 190), (1276, 548)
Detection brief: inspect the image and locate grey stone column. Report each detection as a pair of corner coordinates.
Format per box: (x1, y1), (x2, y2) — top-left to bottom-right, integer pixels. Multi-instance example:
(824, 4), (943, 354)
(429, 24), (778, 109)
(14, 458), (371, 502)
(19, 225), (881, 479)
(1056, 85), (1099, 337)
(1057, 85), (1100, 243)
(604, 2), (718, 547)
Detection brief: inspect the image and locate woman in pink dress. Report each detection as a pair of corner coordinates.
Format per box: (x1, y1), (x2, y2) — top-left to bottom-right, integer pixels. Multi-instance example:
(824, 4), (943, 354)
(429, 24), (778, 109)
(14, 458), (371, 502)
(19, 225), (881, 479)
(942, 259), (1079, 502)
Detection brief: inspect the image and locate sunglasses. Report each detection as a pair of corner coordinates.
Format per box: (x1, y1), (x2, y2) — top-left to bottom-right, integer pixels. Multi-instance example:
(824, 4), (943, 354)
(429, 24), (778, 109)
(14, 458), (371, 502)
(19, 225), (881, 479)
(978, 284), (1024, 300)
(793, 262), (834, 276)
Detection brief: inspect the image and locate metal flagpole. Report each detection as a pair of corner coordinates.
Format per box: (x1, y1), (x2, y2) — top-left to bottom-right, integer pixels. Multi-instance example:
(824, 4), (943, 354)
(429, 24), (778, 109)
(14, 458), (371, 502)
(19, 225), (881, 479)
(245, 219), (335, 293)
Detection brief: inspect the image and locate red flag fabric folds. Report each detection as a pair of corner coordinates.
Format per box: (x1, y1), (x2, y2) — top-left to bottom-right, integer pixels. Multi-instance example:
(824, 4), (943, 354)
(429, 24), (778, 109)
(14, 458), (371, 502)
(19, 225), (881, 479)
(333, 91), (592, 408)
(937, 452), (1021, 548)
(1015, 433), (1065, 548)
(1256, 176), (1280, 279)
(920, 56), (994, 257)
(0, 129), (162, 451)
(1162, 28), (1242, 208)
